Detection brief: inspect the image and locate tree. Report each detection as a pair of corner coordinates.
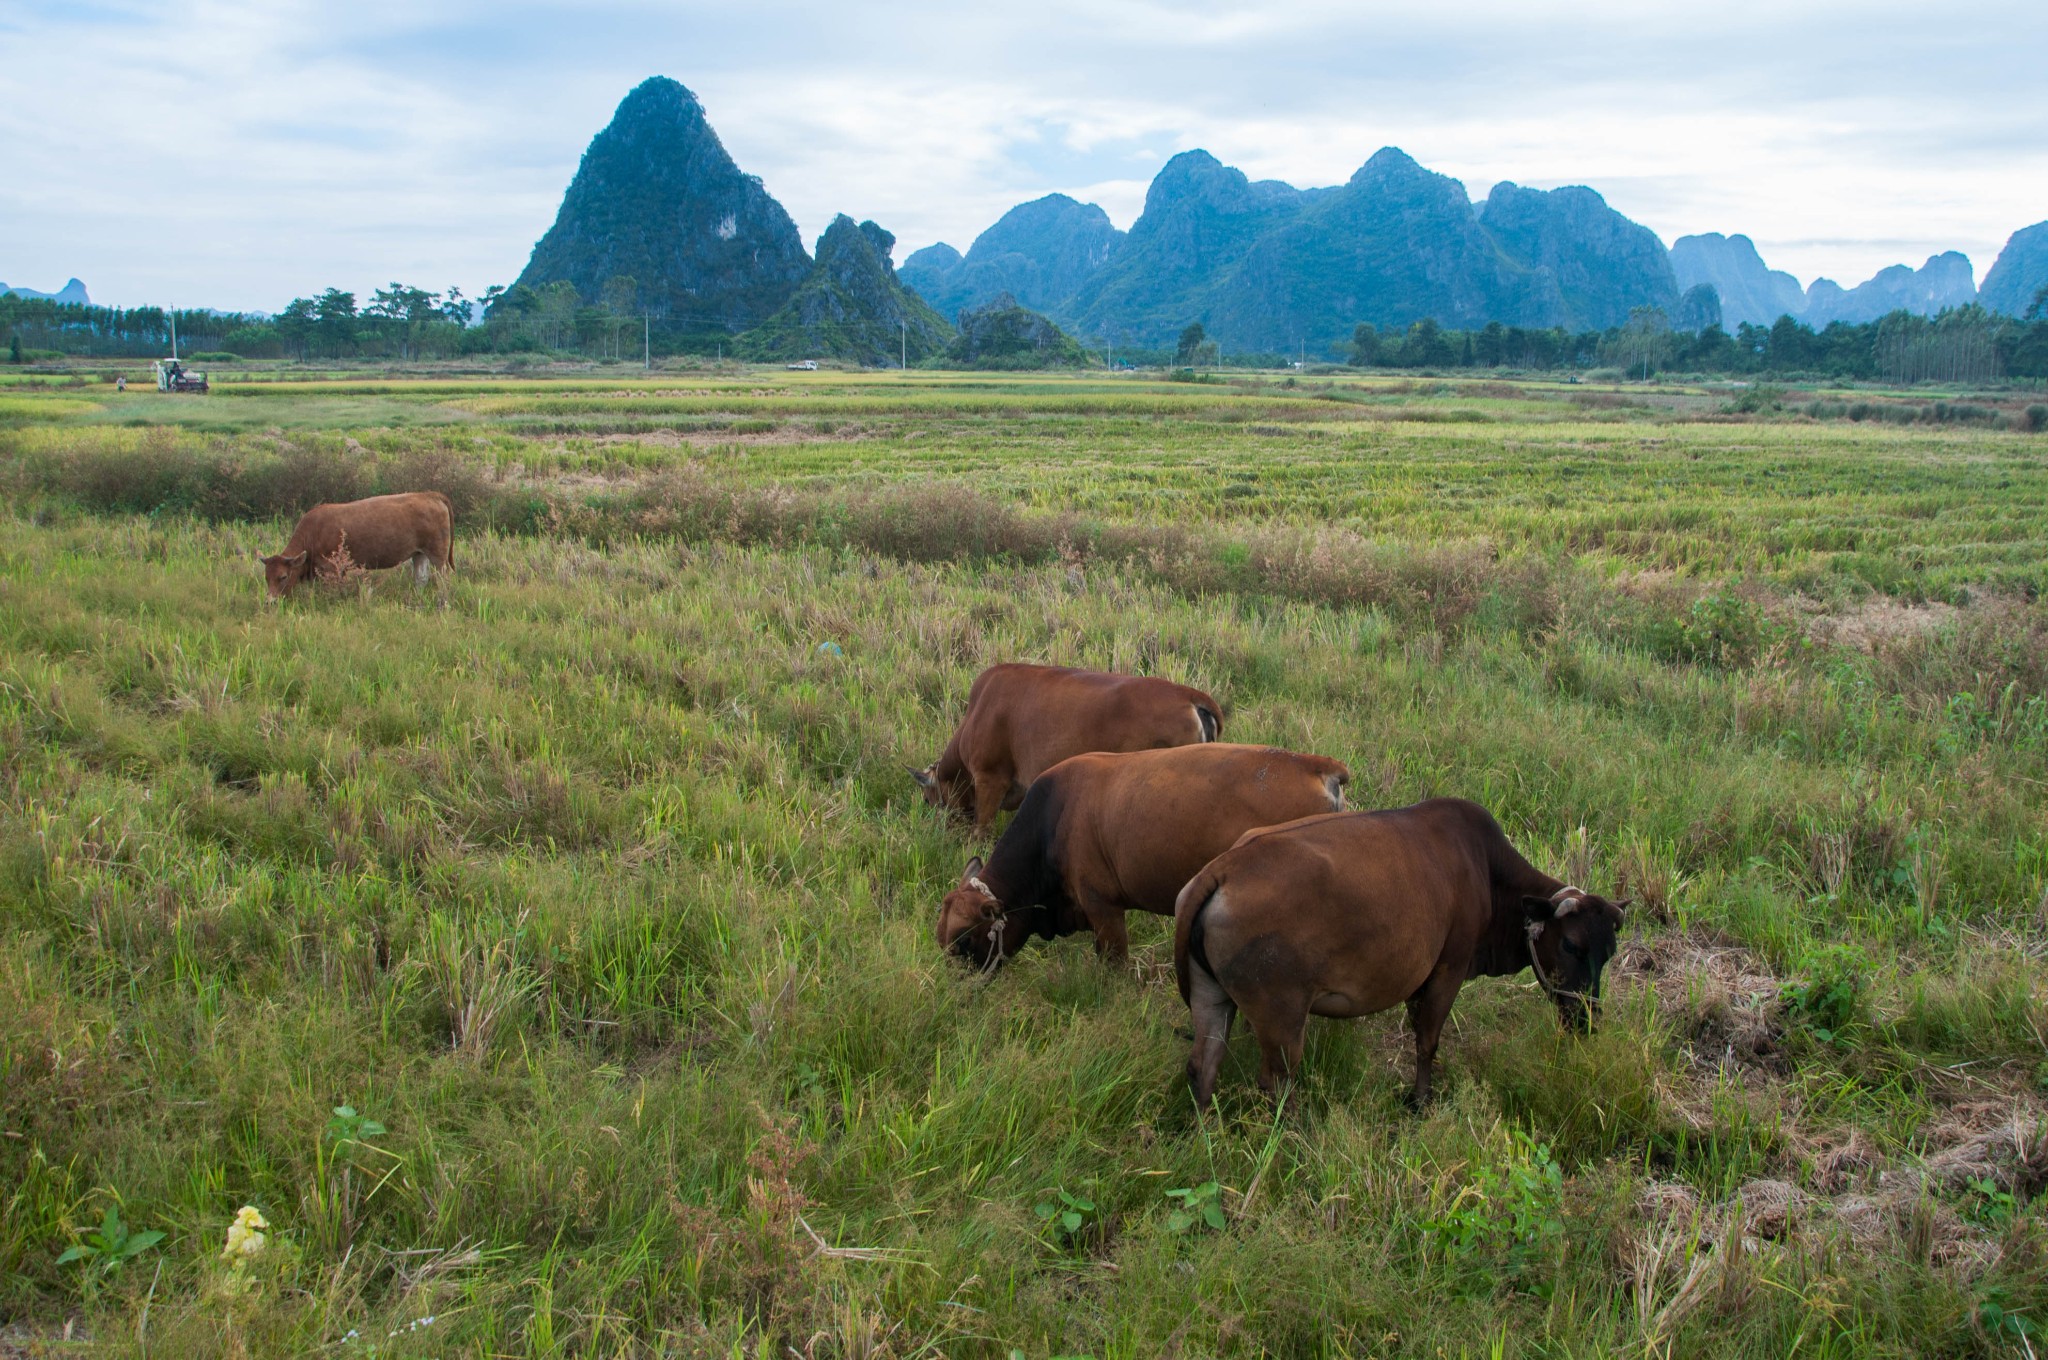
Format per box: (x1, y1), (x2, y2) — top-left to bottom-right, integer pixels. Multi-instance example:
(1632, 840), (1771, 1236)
(1614, 305), (1671, 380)
(2028, 283), (2048, 322)
(7, 334), (20, 364)
(535, 281), (580, 350)
(601, 275), (639, 358)
(368, 283), (441, 359)
(1475, 321), (1506, 368)
(1350, 322), (1379, 367)
(275, 298), (317, 361)
(315, 289), (358, 355)
(1176, 322), (1206, 365)
(1400, 318), (1453, 368)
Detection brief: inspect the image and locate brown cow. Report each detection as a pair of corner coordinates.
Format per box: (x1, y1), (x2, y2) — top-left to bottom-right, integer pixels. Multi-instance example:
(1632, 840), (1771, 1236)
(1174, 799), (1627, 1108)
(911, 664), (1223, 832)
(257, 492), (454, 599)
(936, 743), (1350, 970)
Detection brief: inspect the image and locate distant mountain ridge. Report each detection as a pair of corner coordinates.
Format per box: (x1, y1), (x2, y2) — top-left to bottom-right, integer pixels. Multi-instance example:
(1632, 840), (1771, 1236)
(1980, 221), (2048, 318)
(736, 216), (951, 365)
(509, 76), (810, 331)
(909, 148), (1681, 353)
(3, 278), (90, 305)
(901, 194), (1122, 322)
(504, 76), (2039, 361)
(1669, 235), (1806, 330)
(1673, 236), (1986, 330)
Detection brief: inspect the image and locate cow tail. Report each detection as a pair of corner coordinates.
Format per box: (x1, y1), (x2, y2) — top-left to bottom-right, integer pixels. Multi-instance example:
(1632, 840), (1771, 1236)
(1173, 862), (1226, 1006)
(1195, 703), (1222, 743)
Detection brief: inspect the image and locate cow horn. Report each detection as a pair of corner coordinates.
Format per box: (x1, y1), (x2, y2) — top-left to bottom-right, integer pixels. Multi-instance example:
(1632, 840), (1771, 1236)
(907, 765), (936, 789)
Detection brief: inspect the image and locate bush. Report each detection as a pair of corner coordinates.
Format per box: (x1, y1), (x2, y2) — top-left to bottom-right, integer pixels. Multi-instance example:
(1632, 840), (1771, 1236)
(378, 445), (495, 523)
(1728, 384), (1784, 414)
(1646, 591), (1780, 668)
(186, 351), (239, 363)
(2025, 404), (2047, 433)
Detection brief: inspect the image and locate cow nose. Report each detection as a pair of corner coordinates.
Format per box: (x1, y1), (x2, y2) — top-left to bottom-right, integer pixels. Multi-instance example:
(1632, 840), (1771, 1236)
(1558, 994), (1598, 1033)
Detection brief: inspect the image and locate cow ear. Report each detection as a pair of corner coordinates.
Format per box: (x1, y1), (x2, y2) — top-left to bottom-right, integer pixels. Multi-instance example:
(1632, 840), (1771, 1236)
(907, 765), (936, 789)
(287, 551), (309, 570)
(1522, 895), (1558, 922)
(959, 856), (984, 885)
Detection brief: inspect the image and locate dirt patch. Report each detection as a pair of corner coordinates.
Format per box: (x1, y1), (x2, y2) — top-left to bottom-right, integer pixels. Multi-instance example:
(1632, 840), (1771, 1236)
(1805, 596), (1958, 651)
(1922, 1093), (2048, 1196)
(1629, 1165), (2006, 1305)
(1612, 933), (1788, 1087)
(0, 1321), (85, 1357)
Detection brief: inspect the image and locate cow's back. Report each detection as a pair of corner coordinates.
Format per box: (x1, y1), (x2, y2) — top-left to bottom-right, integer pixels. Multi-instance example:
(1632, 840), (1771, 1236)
(1054, 743), (1349, 916)
(1186, 802), (1498, 1002)
(286, 492), (451, 571)
(966, 665), (1216, 785)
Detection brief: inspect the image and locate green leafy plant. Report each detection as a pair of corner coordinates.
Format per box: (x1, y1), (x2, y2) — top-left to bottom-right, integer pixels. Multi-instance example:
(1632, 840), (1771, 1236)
(1962, 1176), (2020, 1231)
(326, 1104), (388, 1149)
(315, 1104), (398, 1257)
(56, 1204), (164, 1277)
(1163, 1181), (1226, 1234)
(1032, 1187), (1098, 1248)
(1784, 944), (1867, 1043)
(1423, 1129), (1565, 1290)
(1976, 1287), (2038, 1346)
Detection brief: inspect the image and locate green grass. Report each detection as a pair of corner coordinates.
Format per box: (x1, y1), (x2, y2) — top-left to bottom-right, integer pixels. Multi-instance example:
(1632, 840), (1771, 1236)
(1, 369), (2044, 1357)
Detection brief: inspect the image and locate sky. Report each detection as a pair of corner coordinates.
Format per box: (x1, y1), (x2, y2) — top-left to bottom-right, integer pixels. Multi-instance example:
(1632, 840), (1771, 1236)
(2, 0), (2044, 313)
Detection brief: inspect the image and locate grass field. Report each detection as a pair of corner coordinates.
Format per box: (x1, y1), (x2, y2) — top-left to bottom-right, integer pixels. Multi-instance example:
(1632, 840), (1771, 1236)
(2, 368), (2046, 1358)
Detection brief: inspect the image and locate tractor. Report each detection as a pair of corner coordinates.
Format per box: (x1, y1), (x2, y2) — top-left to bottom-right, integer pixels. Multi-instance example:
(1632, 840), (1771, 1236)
(153, 358), (209, 393)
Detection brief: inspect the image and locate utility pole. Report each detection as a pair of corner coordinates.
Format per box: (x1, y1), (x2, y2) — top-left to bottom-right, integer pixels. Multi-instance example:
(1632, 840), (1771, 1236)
(900, 320), (907, 371)
(643, 314), (650, 369)
(169, 310), (178, 359)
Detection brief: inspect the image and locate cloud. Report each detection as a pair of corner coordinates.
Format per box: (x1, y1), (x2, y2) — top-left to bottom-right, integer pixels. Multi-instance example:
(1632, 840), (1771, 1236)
(1, 0), (2042, 309)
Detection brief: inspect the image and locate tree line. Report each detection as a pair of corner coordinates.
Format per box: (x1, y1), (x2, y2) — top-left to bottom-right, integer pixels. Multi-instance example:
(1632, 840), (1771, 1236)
(1337, 304), (2048, 382)
(8, 277), (2048, 382)
(1, 276), (679, 364)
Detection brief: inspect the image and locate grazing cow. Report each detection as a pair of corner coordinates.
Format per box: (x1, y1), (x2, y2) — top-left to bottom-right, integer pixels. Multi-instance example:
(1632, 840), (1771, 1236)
(936, 743), (1349, 970)
(911, 664), (1223, 832)
(1174, 799), (1628, 1108)
(257, 491), (454, 599)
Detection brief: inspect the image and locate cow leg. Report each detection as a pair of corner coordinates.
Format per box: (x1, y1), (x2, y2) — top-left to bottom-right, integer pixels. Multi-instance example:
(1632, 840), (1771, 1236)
(1248, 993), (1310, 1103)
(1074, 891), (1131, 965)
(970, 770), (1012, 834)
(1185, 962), (1237, 1107)
(1403, 968), (1463, 1111)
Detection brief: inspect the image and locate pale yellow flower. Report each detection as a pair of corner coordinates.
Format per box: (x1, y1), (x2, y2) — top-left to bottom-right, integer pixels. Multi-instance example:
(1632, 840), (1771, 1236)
(221, 1205), (269, 1263)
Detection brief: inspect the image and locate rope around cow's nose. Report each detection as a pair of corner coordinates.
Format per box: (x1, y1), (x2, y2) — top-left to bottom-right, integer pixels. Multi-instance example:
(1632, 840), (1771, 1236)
(979, 913), (1008, 974)
(1524, 921), (1594, 1009)
(963, 877), (1009, 972)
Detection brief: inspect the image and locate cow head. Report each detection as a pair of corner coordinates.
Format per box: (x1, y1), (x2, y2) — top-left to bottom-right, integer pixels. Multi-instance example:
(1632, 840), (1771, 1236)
(907, 764), (972, 821)
(937, 857), (1011, 971)
(256, 550), (310, 600)
(1522, 887), (1627, 1031)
